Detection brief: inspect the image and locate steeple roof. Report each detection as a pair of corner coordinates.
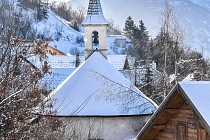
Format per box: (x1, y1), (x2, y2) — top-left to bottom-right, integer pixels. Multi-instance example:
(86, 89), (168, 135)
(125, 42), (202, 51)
(46, 52), (157, 116)
(82, 0), (109, 25)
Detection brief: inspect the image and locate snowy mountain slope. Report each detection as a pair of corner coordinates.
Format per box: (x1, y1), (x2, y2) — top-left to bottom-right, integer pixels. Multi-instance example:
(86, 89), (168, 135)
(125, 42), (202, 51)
(188, 0), (210, 10)
(32, 7), (127, 55)
(174, 0), (210, 56)
(69, 0), (210, 56)
(33, 8), (84, 54)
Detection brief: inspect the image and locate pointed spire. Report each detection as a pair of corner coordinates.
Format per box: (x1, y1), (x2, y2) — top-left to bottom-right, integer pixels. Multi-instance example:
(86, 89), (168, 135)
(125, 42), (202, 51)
(87, 0), (103, 15)
(82, 0), (109, 25)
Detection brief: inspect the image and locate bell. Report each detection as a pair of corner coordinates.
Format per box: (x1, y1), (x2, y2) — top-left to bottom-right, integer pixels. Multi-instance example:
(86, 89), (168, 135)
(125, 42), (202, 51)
(93, 37), (99, 44)
(92, 31), (99, 45)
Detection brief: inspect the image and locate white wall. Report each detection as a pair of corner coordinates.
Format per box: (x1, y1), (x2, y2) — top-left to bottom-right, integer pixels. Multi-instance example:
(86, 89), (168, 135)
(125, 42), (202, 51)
(60, 114), (151, 140)
(84, 25), (108, 60)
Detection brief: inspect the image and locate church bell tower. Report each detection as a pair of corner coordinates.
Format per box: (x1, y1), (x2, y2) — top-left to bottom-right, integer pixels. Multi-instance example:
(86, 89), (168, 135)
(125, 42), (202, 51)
(82, 0), (109, 60)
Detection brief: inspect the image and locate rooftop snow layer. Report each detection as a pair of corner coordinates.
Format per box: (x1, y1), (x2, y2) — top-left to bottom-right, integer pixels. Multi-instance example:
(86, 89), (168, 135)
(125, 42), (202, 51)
(47, 52), (157, 116)
(40, 68), (76, 90)
(82, 14), (109, 25)
(82, 0), (108, 25)
(179, 81), (210, 128)
(48, 55), (76, 68)
(31, 54), (130, 91)
(107, 55), (127, 70)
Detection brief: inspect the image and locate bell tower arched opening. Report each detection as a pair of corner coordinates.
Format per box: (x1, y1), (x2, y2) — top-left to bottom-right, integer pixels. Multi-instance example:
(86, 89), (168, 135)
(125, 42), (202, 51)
(92, 31), (99, 49)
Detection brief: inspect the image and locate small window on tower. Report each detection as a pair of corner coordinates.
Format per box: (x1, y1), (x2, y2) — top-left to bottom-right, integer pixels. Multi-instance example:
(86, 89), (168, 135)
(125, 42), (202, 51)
(92, 31), (99, 49)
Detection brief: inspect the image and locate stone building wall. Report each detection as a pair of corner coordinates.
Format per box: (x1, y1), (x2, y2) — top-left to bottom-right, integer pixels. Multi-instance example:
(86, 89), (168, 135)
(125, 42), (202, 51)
(59, 114), (151, 140)
(84, 25), (108, 59)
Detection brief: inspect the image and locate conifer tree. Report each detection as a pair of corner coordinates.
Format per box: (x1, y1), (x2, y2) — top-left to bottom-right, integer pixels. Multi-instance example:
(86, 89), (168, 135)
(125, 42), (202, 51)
(142, 66), (155, 99)
(123, 16), (135, 39)
(127, 19), (149, 60)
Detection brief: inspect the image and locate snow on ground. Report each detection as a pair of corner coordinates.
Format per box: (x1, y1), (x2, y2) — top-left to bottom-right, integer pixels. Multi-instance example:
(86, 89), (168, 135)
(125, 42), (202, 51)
(33, 8), (84, 54)
(32, 7), (129, 55)
(124, 136), (135, 140)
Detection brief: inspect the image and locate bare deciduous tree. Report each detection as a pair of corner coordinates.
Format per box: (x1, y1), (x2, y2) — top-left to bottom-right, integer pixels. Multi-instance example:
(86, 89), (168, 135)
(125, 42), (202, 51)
(0, 1), (62, 139)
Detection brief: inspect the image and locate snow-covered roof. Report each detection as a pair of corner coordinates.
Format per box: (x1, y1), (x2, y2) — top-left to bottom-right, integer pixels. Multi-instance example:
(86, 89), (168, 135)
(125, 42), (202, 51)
(48, 54), (128, 70)
(179, 81), (210, 129)
(82, 0), (108, 25)
(38, 54), (129, 90)
(135, 81), (210, 139)
(107, 35), (131, 42)
(107, 55), (127, 70)
(182, 73), (194, 82)
(40, 68), (76, 90)
(169, 74), (176, 83)
(47, 52), (157, 116)
(106, 35), (131, 55)
(48, 55), (76, 68)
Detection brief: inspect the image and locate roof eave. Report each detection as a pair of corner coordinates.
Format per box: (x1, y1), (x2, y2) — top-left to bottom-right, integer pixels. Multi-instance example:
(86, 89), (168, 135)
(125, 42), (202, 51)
(178, 83), (210, 135)
(135, 84), (179, 139)
(81, 15), (109, 26)
(135, 83), (210, 139)
(82, 23), (109, 26)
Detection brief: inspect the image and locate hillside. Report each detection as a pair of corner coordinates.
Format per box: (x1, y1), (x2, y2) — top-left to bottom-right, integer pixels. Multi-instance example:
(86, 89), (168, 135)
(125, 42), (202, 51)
(32, 7), (127, 55)
(33, 8), (84, 54)
(69, 0), (210, 57)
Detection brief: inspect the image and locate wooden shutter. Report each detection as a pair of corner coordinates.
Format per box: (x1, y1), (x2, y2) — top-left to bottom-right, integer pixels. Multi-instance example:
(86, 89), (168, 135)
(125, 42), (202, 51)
(198, 129), (206, 140)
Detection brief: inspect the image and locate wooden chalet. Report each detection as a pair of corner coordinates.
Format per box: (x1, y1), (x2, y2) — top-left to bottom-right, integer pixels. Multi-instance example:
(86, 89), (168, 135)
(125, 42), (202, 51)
(44, 44), (65, 55)
(135, 81), (210, 140)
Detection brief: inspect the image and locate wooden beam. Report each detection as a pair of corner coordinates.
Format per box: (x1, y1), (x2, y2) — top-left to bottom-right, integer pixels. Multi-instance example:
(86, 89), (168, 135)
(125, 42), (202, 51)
(152, 124), (166, 131)
(142, 128), (161, 140)
(165, 108), (180, 114)
(167, 92), (184, 108)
